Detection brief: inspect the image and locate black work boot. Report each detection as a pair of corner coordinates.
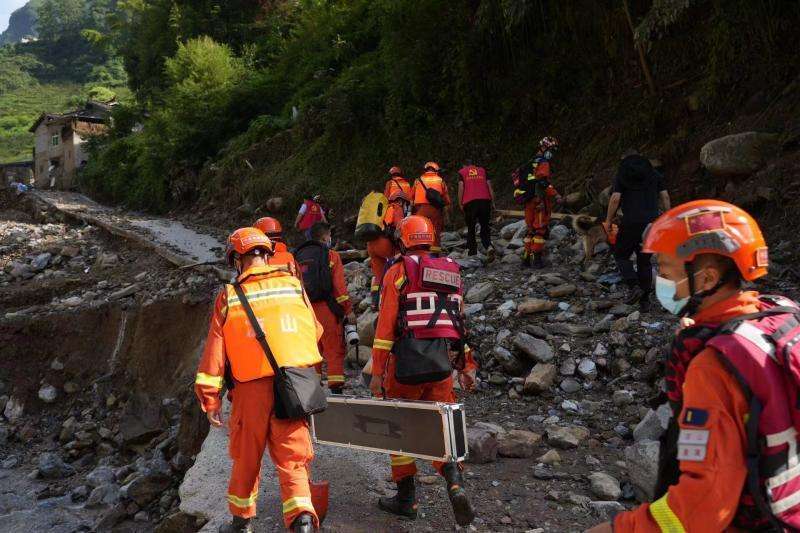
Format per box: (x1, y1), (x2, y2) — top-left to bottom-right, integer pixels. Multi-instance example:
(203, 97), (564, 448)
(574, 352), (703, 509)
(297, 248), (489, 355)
(442, 462), (475, 527)
(522, 252), (532, 267)
(625, 285), (643, 305)
(378, 476), (418, 519)
(291, 512), (315, 532)
(218, 516), (253, 533)
(532, 253), (545, 269)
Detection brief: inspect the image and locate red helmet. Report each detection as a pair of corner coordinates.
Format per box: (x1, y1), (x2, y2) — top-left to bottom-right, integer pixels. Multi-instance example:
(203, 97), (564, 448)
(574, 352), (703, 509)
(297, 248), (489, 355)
(253, 217), (283, 238)
(398, 215), (435, 249)
(225, 227), (273, 266)
(642, 200), (768, 281)
(539, 136), (559, 151)
(388, 166), (403, 176)
(423, 161), (440, 172)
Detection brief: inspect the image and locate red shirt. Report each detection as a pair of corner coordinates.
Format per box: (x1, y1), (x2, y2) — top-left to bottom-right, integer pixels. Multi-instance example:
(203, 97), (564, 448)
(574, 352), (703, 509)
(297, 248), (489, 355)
(458, 165), (491, 205)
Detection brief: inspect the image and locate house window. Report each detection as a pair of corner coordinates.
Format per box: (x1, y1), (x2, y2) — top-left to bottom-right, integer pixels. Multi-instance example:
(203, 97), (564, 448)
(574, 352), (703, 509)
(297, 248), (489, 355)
(51, 134), (59, 146)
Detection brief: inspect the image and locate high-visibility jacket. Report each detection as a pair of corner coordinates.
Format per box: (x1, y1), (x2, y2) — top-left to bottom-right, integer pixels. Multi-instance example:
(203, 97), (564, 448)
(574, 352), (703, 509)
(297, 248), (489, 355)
(326, 248), (353, 316)
(268, 241), (301, 277)
(458, 165), (491, 205)
(412, 172), (451, 208)
(194, 265), (323, 413)
(298, 199), (324, 230)
(384, 177), (412, 203)
(614, 292), (769, 533)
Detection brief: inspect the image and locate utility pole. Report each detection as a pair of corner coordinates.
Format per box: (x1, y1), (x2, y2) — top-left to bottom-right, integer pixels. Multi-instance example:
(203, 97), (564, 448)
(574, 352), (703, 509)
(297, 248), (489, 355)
(622, 0), (658, 96)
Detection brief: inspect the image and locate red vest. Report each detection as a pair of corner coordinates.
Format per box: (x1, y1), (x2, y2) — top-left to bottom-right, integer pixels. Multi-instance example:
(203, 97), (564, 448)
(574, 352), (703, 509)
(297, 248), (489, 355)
(399, 255), (463, 341)
(298, 200), (324, 230)
(665, 296), (800, 530)
(458, 165), (491, 205)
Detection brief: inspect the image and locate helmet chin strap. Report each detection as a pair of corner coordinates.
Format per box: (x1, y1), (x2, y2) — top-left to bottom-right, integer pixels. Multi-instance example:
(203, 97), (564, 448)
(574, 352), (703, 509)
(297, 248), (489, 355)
(680, 261), (735, 318)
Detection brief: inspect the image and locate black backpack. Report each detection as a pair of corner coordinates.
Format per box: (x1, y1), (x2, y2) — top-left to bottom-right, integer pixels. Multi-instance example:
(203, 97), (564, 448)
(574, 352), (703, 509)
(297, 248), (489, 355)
(294, 241), (344, 317)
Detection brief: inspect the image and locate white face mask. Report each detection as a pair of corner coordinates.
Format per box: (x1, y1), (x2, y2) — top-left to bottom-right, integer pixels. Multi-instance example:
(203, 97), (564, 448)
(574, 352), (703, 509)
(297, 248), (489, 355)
(655, 275), (690, 315)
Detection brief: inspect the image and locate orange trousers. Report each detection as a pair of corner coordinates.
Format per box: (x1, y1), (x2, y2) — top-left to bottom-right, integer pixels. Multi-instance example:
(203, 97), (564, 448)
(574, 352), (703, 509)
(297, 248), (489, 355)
(227, 378), (318, 528)
(524, 199), (550, 255)
(366, 236), (396, 301)
(413, 204), (444, 252)
(311, 302), (345, 389)
(382, 357), (456, 482)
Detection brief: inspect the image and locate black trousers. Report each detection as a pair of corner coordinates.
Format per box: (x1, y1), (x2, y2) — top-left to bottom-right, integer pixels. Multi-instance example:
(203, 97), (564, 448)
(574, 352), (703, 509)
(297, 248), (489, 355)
(614, 221), (653, 292)
(463, 199), (492, 256)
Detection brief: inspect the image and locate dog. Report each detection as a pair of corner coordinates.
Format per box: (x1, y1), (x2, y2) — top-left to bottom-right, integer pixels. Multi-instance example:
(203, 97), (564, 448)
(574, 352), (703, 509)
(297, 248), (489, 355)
(570, 214), (618, 261)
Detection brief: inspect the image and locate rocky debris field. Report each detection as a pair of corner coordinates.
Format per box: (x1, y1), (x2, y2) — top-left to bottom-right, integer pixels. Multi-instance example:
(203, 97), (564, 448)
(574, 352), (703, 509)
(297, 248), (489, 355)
(4, 185), (800, 532)
(1, 192), (219, 318)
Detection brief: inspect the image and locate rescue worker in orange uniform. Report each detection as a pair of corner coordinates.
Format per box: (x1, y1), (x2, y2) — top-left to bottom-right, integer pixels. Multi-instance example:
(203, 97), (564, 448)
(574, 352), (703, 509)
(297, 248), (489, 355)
(370, 215), (477, 527)
(253, 217), (300, 276)
(295, 222), (354, 393)
(194, 227), (322, 533)
(411, 162), (451, 253)
(366, 168), (411, 307)
(384, 166), (412, 201)
(514, 136), (562, 268)
(587, 200), (800, 533)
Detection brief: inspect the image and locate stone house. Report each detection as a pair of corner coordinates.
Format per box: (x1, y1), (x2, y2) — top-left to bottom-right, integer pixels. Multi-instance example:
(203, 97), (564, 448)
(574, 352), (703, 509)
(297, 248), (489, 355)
(29, 100), (115, 189)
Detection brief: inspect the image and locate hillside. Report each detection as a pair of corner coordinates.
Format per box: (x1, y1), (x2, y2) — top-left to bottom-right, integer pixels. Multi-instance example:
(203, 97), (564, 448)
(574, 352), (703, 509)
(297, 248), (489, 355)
(76, 0), (800, 243)
(0, 0), (41, 45)
(0, 0), (128, 163)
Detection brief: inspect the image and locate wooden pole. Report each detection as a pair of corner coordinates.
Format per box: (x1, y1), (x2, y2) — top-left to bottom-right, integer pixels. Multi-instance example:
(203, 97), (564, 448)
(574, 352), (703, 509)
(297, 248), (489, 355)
(622, 0), (658, 97)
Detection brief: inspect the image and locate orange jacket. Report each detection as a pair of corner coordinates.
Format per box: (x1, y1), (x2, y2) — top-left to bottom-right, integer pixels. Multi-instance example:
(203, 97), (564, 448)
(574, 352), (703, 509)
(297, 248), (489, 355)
(614, 291), (761, 533)
(384, 177), (412, 202)
(194, 265), (323, 414)
(327, 248), (352, 316)
(372, 252), (476, 379)
(268, 241), (301, 277)
(384, 201), (405, 231)
(412, 172), (451, 208)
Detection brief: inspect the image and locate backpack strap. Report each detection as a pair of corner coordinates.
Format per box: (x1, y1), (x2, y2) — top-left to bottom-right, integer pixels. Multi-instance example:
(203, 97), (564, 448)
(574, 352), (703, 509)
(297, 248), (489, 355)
(231, 282), (283, 381)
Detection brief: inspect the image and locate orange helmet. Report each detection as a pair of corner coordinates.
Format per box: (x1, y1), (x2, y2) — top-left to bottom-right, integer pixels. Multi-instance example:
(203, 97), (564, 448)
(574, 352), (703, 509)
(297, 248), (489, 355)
(253, 217), (283, 238)
(398, 215), (435, 249)
(642, 199), (768, 281)
(225, 227), (273, 266)
(389, 166), (402, 176)
(423, 161), (440, 172)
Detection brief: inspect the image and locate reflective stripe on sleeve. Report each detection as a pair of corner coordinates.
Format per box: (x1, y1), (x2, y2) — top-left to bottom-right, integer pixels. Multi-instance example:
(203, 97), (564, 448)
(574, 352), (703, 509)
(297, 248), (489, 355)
(195, 373), (223, 389)
(649, 494), (686, 533)
(394, 276), (406, 289)
(373, 338), (394, 351)
(336, 294), (350, 303)
(390, 455), (416, 466)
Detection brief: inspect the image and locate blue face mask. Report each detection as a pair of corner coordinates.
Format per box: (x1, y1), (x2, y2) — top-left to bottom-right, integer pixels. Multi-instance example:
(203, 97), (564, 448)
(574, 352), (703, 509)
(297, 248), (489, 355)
(655, 275), (690, 315)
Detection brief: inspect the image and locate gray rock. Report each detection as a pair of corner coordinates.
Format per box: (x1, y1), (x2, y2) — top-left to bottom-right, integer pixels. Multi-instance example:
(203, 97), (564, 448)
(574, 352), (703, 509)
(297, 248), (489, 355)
(466, 427), (498, 464)
(87, 466), (117, 487)
(37, 385), (58, 405)
(473, 421), (506, 436)
(497, 430), (541, 458)
(86, 483), (120, 507)
(121, 473), (172, 506)
(356, 310), (378, 346)
(95, 252), (119, 268)
(560, 378), (581, 393)
(501, 254), (522, 265)
(546, 425), (590, 449)
(700, 131), (781, 177)
(109, 283), (139, 300)
(589, 500), (626, 520)
(612, 390), (635, 406)
(588, 472), (622, 500)
(464, 303), (484, 316)
(465, 281), (495, 303)
(548, 225), (570, 243)
(559, 357), (576, 376)
(31, 253), (52, 271)
(577, 358), (598, 380)
(500, 220), (526, 240)
(625, 439), (660, 501)
(493, 346), (527, 376)
(537, 449), (562, 465)
(523, 363), (557, 394)
(37, 452), (75, 479)
(119, 393), (165, 445)
(513, 333), (554, 362)
(546, 322), (594, 337)
(633, 403), (672, 442)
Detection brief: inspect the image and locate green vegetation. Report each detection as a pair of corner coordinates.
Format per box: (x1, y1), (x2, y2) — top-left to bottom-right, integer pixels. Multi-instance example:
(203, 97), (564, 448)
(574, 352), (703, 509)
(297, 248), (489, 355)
(0, 0), (128, 163)
(47, 0), (800, 212)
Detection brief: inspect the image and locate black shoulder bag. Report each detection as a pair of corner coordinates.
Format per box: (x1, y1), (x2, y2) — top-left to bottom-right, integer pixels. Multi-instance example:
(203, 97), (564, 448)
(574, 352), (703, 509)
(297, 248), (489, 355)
(419, 178), (446, 209)
(232, 283), (327, 420)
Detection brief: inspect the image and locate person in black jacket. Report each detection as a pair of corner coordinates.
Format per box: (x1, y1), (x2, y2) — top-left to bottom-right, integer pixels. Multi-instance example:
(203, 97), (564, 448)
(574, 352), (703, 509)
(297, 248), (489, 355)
(604, 150), (670, 310)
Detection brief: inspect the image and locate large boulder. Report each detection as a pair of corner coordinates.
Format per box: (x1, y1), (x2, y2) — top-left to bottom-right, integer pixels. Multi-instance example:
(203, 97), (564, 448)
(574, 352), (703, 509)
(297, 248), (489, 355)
(497, 430), (541, 458)
(357, 310), (379, 347)
(700, 132), (780, 177)
(466, 427), (499, 464)
(633, 403), (672, 442)
(625, 439), (660, 501)
(588, 472), (622, 500)
(465, 281), (495, 303)
(513, 333), (554, 363)
(119, 393), (165, 445)
(546, 425), (590, 449)
(523, 363), (557, 394)
(493, 346), (527, 376)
